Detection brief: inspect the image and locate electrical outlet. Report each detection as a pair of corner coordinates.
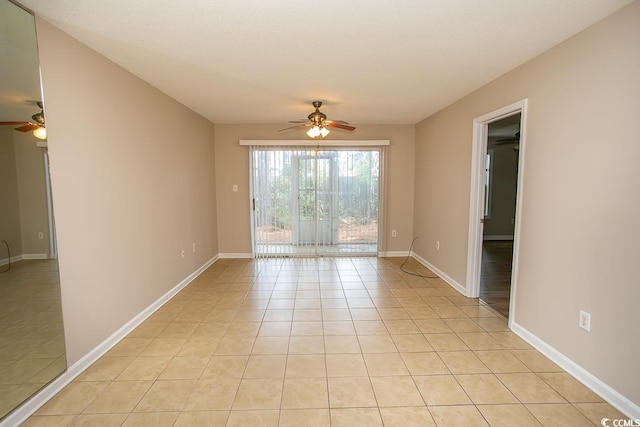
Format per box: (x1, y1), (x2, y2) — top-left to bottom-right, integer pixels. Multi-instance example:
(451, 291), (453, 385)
(192, 243), (197, 253)
(391, 230), (397, 238)
(181, 249), (185, 258)
(436, 241), (440, 250)
(233, 184), (238, 192)
(579, 310), (591, 331)
(38, 232), (44, 240)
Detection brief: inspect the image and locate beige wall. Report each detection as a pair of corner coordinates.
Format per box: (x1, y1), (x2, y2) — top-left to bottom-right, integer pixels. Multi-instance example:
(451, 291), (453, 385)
(36, 19), (218, 364)
(214, 124), (415, 255)
(0, 128), (22, 257)
(13, 132), (49, 255)
(414, 1), (640, 406)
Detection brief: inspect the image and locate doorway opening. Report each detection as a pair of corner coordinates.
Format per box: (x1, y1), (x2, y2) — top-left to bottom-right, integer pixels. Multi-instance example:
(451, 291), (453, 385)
(250, 146), (382, 257)
(466, 100), (527, 323)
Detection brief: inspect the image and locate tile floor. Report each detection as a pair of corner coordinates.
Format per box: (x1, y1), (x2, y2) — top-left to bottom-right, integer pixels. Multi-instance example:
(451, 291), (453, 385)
(22, 257), (625, 426)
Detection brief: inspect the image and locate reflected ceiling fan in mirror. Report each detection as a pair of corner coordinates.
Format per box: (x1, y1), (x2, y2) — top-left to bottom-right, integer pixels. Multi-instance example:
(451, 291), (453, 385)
(279, 101), (355, 138)
(0, 101), (47, 140)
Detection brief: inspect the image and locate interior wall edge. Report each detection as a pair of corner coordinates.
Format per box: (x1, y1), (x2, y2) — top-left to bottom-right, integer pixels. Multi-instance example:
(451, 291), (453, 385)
(0, 254), (219, 427)
(510, 321), (640, 419)
(410, 252), (467, 296)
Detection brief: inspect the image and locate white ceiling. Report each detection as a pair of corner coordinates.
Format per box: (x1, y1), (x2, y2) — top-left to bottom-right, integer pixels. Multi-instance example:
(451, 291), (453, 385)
(16, 0), (633, 125)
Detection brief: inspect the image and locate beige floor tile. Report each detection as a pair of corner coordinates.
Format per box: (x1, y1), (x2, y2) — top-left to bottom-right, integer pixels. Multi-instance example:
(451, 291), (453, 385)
(431, 306), (468, 319)
(438, 351), (491, 374)
(286, 354), (326, 378)
(225, 321), (261, 336)
(226, 409), (280, 426)
(510, 349), (563, 372)
(157, 322), (198, 339)
(176, 336), (221, 356)
(191, 322), (229, 339)
(258, 321), (292, 336)
(233, 309), (265, 321)
(158, 356), (209, 379)
(232, 378), (283, 409)
(214, 336), (255, 355)
(138, 338), (185, 357)
(573, 402), (627, 426)
(322, 321), (356, 335)
(183, 378), (240, 410)
(289, 336), (325, 354)
(424, 333), (469, 351)
(106, 338), (152, 357)
(243, 354), (287, 378)
(414, 319), (453, 334)
(84, 381), (152, 413)
(476, 317), (510, 332)
(401, 352), (450, 375)
(128, 323), (167, 339)
(280, 409), (330, 426)
(35, 382), (108, 415)
(326, 353), (368, 377)
(457, 332), (504, 350)
(174, 410), (229, 426)
(116, 356), (172, 381)
(321, 298), (348, 308)
(477, 404), (542, 426)
(122, 411), (179, 426)
(324, 335), (361, 353)
(444, 318), (485, 333)
(405, 307), (440, 320)
(291, 321), (324, 336)
(21, 415), (99, 426)
(354, 320), (388, 335)
(252, 336), (290, 354)
(526, 403), (594, 426)
(428, 405), (490, 427)
(263, 309), (293, 321)
(328, 377), (377, 408)
(370, 376), (424, 407)
(322, 308), (352, 321)
(392, 334), (434, 352)
(377, 308), (410, 320)
(538, 372), (603, 403)
(71, 413), (129, 426)
(497, 373), (566, 403)
(202, 355), (248, 378)
(379, 406), (436, 427)
(475, 350), (530, 373)
(76, 356), (134, 381)
(413, 375), (472, 405)
(293, 309), (323, 321)
(358, 335), (397, 353)
(134, 379), (196, 412)
(383, 319), (420, 334)
(489, 331), (532, 349)
(456, 374), (519, 404)
(350, 308), (381, 320)
(363, 353), (409, 376)
(330, 408), (383, 427)
(282, 378), (329, 409)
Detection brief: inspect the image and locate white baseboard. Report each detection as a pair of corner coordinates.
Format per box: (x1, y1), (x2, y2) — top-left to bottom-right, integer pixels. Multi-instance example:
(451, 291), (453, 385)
(379, 251), (410, 257)
(0, 253), (48, 266)
(0, 254), (219, 427)
(510, 321), (640, 420)
(410, 252), (467, 296)
(483, 235), (514, 241)
(218, 252), (253, 259)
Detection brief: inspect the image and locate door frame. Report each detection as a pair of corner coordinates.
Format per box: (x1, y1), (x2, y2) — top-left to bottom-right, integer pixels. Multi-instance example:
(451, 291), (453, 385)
(466, 99), (528, 325)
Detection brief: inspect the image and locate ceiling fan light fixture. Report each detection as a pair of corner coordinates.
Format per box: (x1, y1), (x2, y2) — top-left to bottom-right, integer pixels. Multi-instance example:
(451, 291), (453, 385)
(307, 126), (321, 138)
(33, 126), (47, 140)
(320, 127), (330, 137)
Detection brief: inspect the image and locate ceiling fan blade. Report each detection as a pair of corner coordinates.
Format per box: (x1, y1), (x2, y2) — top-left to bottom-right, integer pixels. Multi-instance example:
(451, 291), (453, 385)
(329, 120), (350, 125)
(0, 121), (30, 126)
(288, 120), (309, 124)
(279, 124), (309, 132)
(327, 122), (356, 131)
(15, 123), (40, 132)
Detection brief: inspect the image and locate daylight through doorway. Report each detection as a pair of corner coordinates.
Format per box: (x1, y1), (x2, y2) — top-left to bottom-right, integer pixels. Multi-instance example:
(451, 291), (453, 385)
(251, 147), (381, 257)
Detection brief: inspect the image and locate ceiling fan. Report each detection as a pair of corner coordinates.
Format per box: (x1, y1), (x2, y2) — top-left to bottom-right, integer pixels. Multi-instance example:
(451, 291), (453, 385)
(0, 101), (47, 139)
(492, 131), (520, 150)
(280, 101), (355, 138)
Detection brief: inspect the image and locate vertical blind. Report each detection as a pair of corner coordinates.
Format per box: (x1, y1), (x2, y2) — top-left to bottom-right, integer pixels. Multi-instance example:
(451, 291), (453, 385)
(250, 146), (383, 258)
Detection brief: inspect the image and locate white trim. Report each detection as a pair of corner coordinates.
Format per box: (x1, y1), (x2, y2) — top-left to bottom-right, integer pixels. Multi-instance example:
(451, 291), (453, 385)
(511, 321), (640, 419)
(21, 253), (48, 260)
(0, 255), (21, 266)
(378, 251), (410, 257)
(239, 139), (390, 147)
(411, 253), (467, 296)
(0, 255), (219, 427)
(467, 99), (528, 322)
(483, 235), (514, 241)
(218, 252), (254, 259)
(1, 254), (49, 265)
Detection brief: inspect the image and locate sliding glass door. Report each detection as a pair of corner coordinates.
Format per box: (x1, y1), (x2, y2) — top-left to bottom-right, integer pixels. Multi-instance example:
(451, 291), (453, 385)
(251, 147), (381, 257)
